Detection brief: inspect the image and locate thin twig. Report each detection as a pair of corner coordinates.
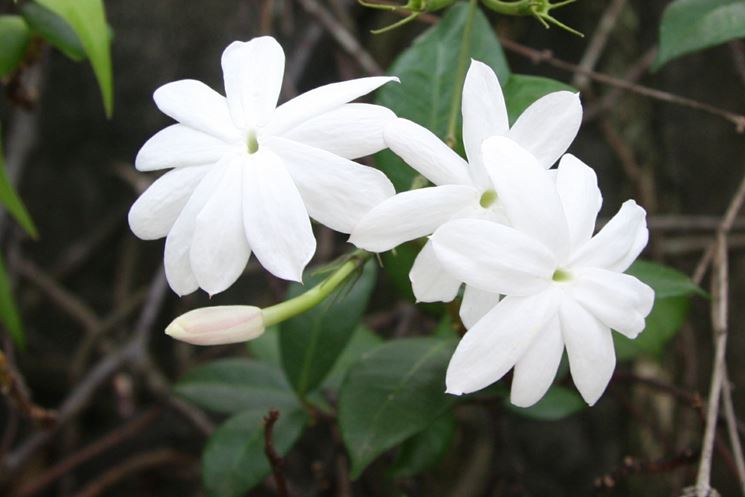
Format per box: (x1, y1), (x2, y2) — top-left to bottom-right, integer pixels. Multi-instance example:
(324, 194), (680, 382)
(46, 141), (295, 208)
(0, 349), (56, 427)
(592, 449), (699, 496)
(721, 368), (745, 495)
(572, 0), (627, 90)
(264, 409), (290, 497)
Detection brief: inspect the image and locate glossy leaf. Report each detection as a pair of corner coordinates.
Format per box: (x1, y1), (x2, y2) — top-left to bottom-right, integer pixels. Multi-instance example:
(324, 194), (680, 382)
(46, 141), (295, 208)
(655, 0), (745, 69)
(506, 385), (585, 420)
(36, 0), (113, 116)
(392, 411), (455, 477)
(323, 326), (383, 392)
(339, 337), (456, 478)
(626, 260), (705, 299)
(503, 74), (576, 124)
(280, 260), (377, 397)
(0, 134), (38, 238)
(0, 255), (24, 348)
(0, 16), (31, 77)
(21, 1), (85, 61)
(375, 2), (510, 191)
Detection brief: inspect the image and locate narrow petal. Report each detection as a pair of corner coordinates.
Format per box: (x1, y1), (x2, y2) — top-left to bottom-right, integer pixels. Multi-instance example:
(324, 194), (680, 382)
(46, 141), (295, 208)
(555, 154), (602, 252)
(431, 218), (555, 296)
(190, 159), (251, 295)
(510, 315), (564, 407)
(570, 200), (648, 272)
(570, 268), (654, 339)
(128, 165), (208, 240)
(482, 136), (570, 260)
(446, 289), (560, 395)
(409, 240), (461, 303)
(266, 137), (394, 233)
(462, 60), (509, 188)
(508, 91), (582, 168)
(164, 162), (229, 296)
(153, 80), (240, 142)
(222, 37), (285, 128)
(282, 103), (395, 160)
(560, 297), (615, 406)
(135, 124), (226, 172)
(384, 118), (471, 186)
(349, 185), (479, 252)
(242, 150), (316, 282)
(266, 76), (398, 136)
(459, 285), (501, 329)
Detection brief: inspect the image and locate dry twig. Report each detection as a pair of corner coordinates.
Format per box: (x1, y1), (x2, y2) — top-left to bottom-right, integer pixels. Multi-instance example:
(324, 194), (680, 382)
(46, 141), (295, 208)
(264, 409), (290, 497)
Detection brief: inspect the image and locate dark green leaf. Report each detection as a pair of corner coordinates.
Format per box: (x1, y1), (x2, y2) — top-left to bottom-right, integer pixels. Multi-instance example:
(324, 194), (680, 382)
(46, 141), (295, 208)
(392, 411), (455, 477)
(322, 326), (383, 392)
(246, 325), (281, 365)
(654, 0), (745, 69)
(203, 408), (307, 497)
(375, 3), (510, 191)
(280, 260), (377, 397)
(506, 385), (585, 421)
(503, 74), (575, 124)
(626, 260), (705, 299)
(0, 16), (31, 77)
(21, 2), (85, 61)
(339, 337), (456, 478)
(36, 0), (113, 116)
(615, 296), (691, 361)
(174, 358), (299, 414)
(0, 134), (38, 238)
(0, 255), (25, 348)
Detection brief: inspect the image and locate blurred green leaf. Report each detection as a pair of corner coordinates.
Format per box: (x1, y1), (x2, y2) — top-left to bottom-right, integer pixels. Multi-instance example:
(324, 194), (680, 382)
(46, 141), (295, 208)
(174, 358), (299, 414)
(615, 296), (691, 361)
(0, 134), (38, 238)
(21, 1), (85, 61)
(0, 255), (25, 348)
(0, 16), (31, 77)
(506, 385), (585, 421)
(503, 74), (575, 124)
(36, 0), (113, 116)
(322, 326), (383, 392)
(375, 2), (510, 191)
(203, 408), (307, 497)
(392, 411), (455, 477)
(246, 325), (281, 365)
(339, 337), (456, 478)
(626, 260), (705, 299)
(280, 260), (377, 397)
(654, 0), (745, 70)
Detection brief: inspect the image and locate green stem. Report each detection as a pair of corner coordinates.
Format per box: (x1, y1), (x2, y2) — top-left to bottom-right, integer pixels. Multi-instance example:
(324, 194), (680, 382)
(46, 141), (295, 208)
(262, 251), (371, 327)
(479, 0), (532, 15)
(445, 0), (479, 148)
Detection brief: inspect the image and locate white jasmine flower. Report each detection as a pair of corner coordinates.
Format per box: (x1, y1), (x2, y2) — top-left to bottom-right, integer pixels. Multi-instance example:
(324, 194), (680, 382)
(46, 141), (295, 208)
(128, 36), (397, 295)
(430, 136), (654, 407)
(349, 59), (581, 326)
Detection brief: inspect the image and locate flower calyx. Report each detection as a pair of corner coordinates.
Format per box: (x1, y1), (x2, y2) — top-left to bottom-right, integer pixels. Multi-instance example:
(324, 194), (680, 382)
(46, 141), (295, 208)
(480, 0), (583, 37)
(358, 0), (457, 34)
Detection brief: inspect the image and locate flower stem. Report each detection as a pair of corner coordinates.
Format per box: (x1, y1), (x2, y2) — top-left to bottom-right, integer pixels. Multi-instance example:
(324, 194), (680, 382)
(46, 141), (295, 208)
(262, 250), (371, 327)
(445, 0), (479, 148)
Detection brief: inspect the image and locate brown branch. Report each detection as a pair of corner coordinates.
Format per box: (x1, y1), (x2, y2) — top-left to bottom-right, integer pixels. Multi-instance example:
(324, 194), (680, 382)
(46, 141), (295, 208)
(592, 449), (699, 496)
(264, 409), (290, 497)
(572, 0), (627, 90)
(0, 349), (56, 428)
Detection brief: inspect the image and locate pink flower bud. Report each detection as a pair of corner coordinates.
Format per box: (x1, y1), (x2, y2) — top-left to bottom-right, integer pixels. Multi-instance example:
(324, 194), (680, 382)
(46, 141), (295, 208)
(165, 306), (265, 345)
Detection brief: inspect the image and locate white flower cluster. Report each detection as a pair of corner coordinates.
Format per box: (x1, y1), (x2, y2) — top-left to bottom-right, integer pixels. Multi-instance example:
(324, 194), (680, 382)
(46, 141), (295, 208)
(129, 37), (653, 407)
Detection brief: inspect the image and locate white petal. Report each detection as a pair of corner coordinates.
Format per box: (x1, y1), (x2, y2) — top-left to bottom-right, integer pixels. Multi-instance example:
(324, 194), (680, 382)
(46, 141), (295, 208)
(190, 159), (251, 295)
(267, 76), (398, 136)
(409, 240), (461, 303)
(508, 91), (582, 168)
(128, 165), (208, 240)
(459, 285), (501, 330)
(282, 103), (395, 160)
(135, 125), (227, 172)
(242, 150), (316, 282)
(482, 136), (570, 260)
(560, 297), (615, 406)
(349, 185), (479, 252)
(446, 289), (560, 395)
(570, 268), (654, 339)
(510, 315), (563, 407)
(555, 154), (602, 252)
(164, 162), (229, 296)
(570, 200), (648, 272)
(153, 80), (240, 142)
(266, 137), (394, 233)
(462, 60), (509, 187)
(384, 118), (471, 187)
(222, 37), (285, 129)
(431, 218), (555, 296)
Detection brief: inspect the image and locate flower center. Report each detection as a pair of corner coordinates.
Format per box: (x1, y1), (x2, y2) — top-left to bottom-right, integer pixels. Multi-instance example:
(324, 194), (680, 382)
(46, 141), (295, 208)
(552, 268), (572, 282)
(479, 189), (498, 208)
(246, 130), (259, 154)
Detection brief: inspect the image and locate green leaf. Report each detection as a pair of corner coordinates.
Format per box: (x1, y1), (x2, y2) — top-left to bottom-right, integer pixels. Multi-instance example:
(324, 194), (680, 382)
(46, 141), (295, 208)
(503, 74), (576, 124)
(174, 358), (300, 415)
(654, 0), (745, 70)
(202, 407), (307, 497)
(0, 255), (25, 348)
(626, 260), (705, 299)
(392, 411), (455, 477)
(36, 0), (113, 116)
(375, 2), (510, 191)
(322, 326), (383, 392)
(280, 260), (377, 397)
(246, 325), (281, 365)
(0, 134), (38, 238)
(21, 2), (85, 61)
(0, 16), (32, 78)
(339, 337), (456, 478)
(615, 296), (691, 361)
(506, 385), (585, 421)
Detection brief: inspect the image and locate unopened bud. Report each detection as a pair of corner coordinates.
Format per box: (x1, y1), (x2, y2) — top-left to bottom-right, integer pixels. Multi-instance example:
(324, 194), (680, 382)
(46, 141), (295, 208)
(165, 306), (265, 345)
